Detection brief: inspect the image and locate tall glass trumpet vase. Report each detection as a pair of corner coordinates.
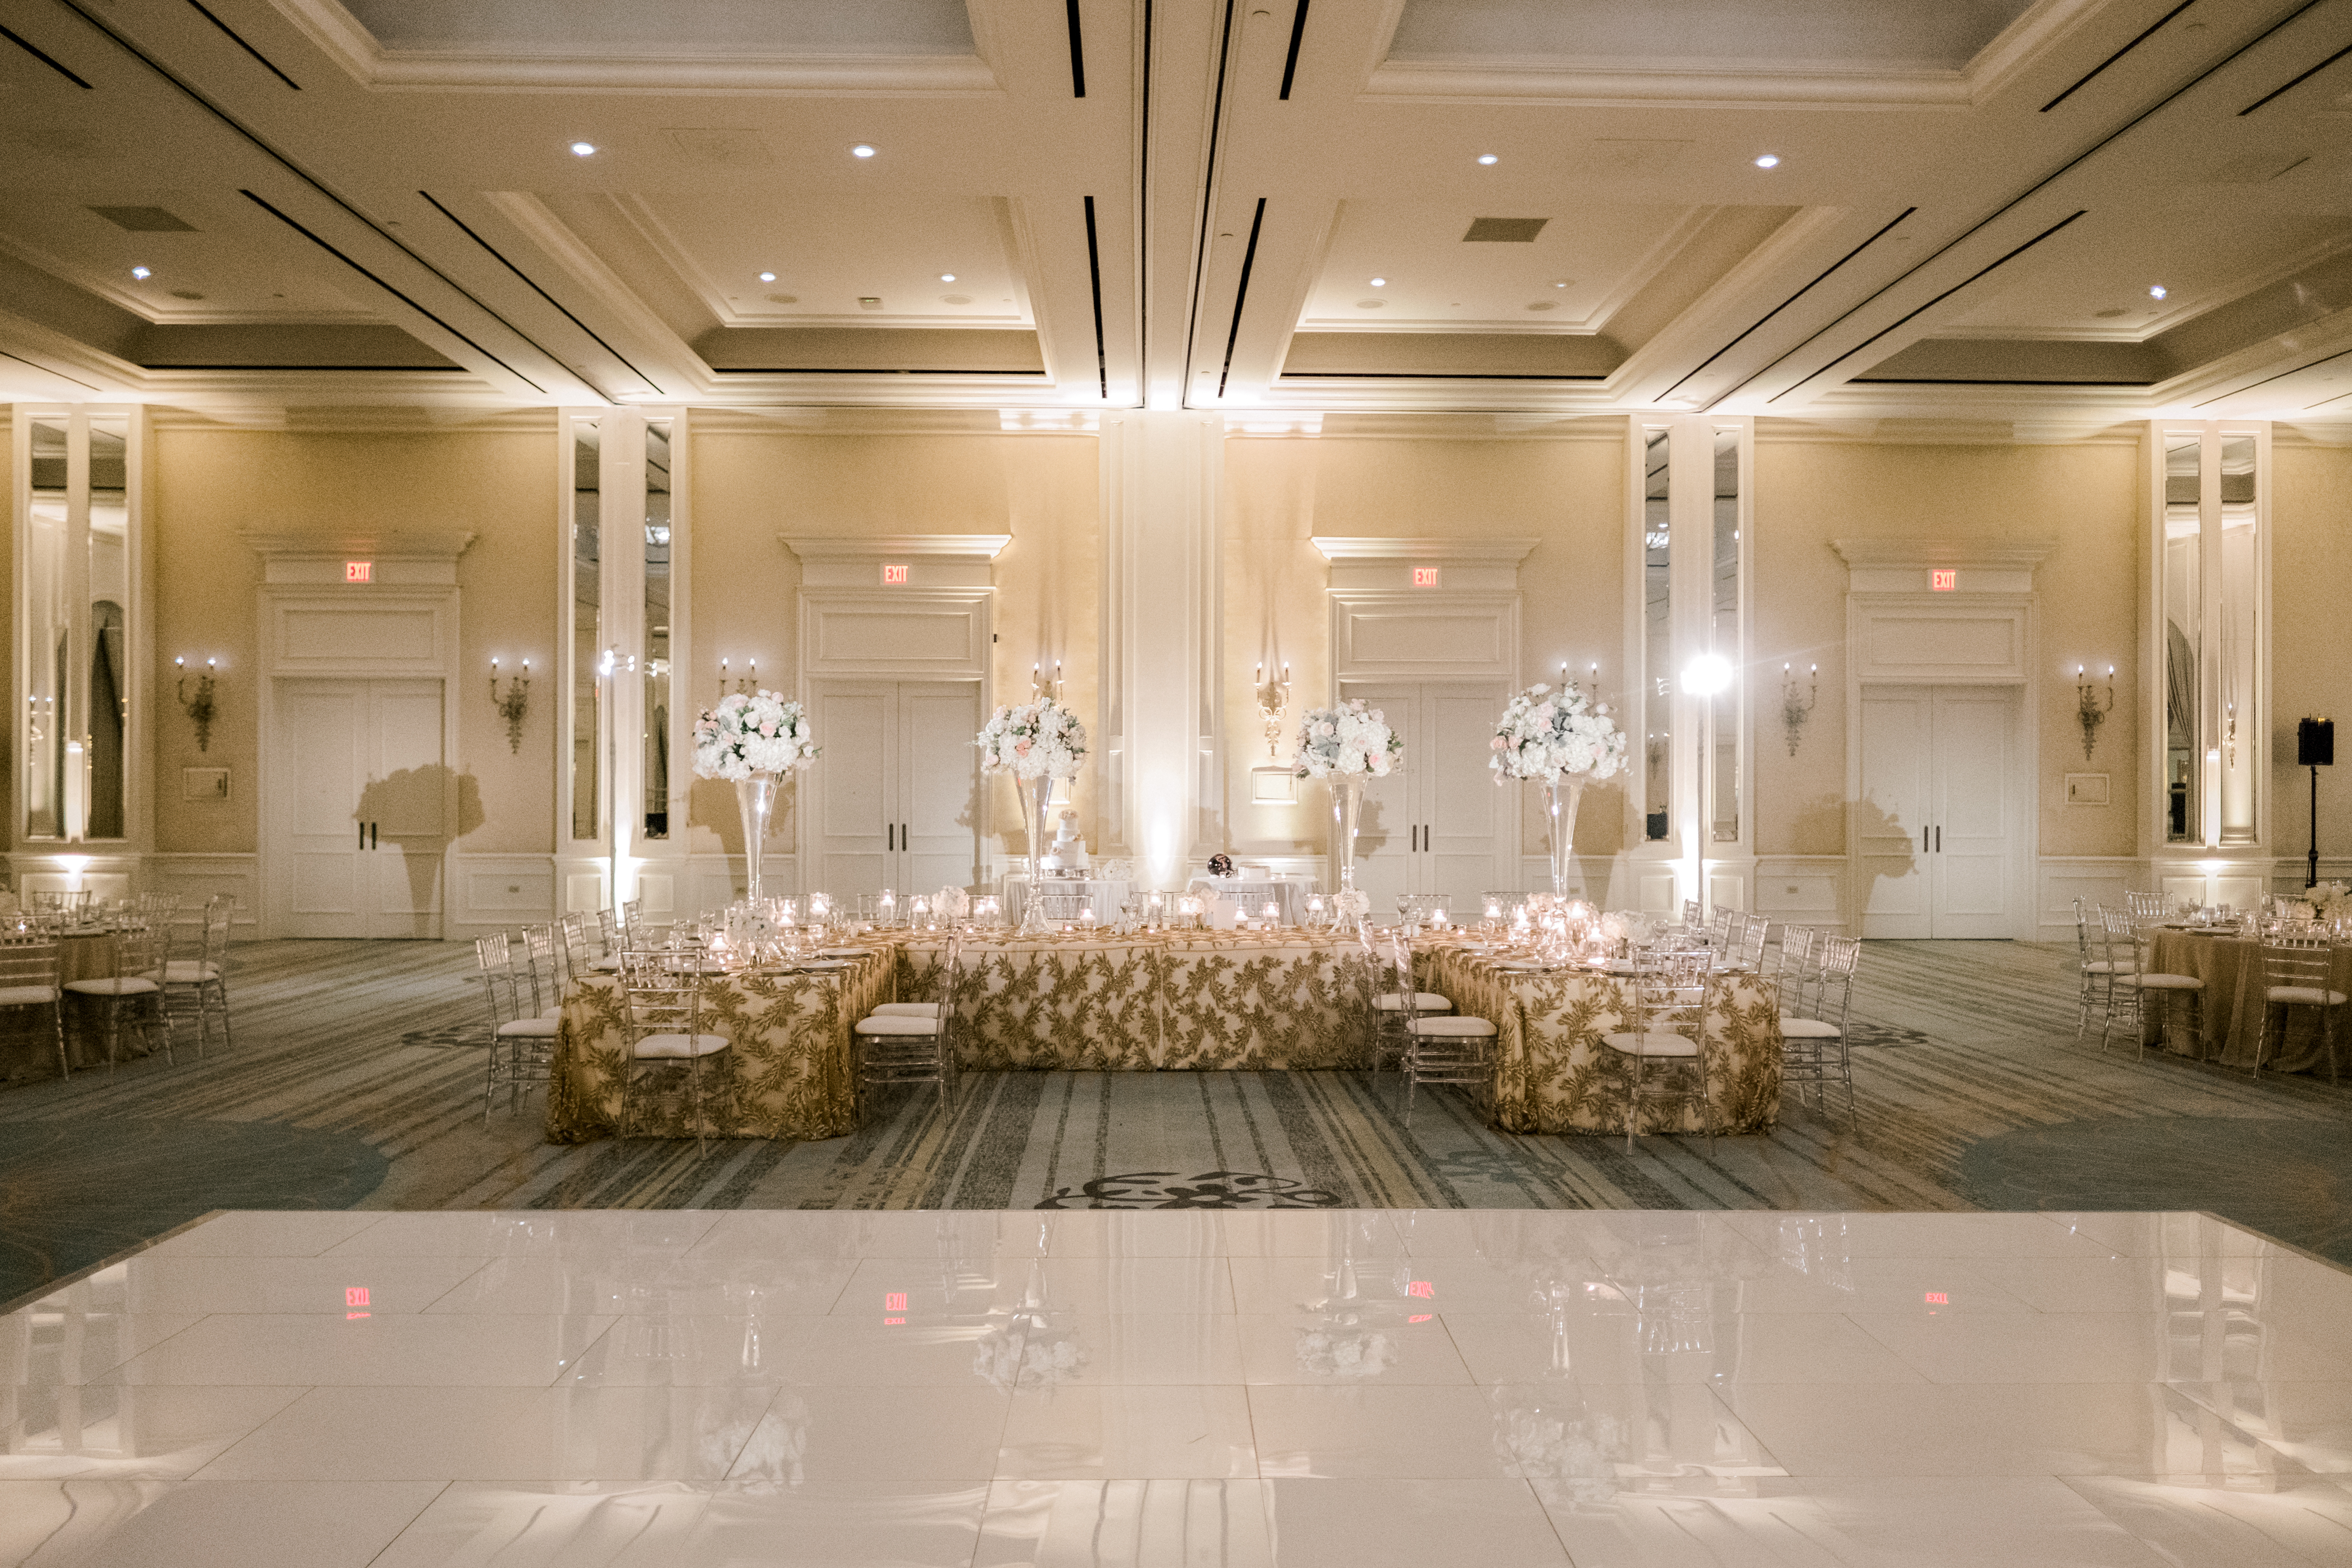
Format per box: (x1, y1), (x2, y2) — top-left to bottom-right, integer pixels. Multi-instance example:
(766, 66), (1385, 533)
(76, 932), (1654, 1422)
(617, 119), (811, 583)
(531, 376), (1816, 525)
(1015, 774), (1057, 935)
(735, 773), (782, 905)
(1541, 777), (1586, 897)
(1331, 776), (1366, 892)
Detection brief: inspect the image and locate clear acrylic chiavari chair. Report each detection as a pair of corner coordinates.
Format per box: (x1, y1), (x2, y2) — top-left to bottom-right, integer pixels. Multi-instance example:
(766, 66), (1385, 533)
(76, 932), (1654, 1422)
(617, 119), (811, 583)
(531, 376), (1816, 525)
(62, 920), (168, 1070)
(2253, 931), (2346, 1082)
(475, 932), (558, 1121)
(856, 937), (962, 1114)
(617, 948), (731, 1155)
(161, 895), (233, 1057)
(1389, 932), (1494, 1124)
(0, 934), (68, 1077)
(2073, 898), (2134, 1048)
(1600, 948), (1717, 1150)
(1780, 935), (1859, 1124)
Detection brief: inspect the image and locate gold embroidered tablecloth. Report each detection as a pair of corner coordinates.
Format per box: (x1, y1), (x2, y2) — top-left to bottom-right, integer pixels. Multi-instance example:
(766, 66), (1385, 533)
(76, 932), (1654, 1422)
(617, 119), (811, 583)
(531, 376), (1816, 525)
(544, 954), (887, 1143)
(892, 929), (1378, 1070)
(1426, 945), (1783, 1136)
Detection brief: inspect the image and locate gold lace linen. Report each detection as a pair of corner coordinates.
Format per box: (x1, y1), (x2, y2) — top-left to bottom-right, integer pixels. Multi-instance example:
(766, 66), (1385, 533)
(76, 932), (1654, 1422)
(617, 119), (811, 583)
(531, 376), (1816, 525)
(544, 956), (884, 1143)
(892, 929), (1377, 1070)
(1426, 945), (1782, 1135)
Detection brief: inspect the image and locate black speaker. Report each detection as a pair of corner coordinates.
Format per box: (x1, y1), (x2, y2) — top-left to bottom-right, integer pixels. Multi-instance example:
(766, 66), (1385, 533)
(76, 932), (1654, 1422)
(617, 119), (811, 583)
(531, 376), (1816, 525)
(2299, 717), (2335, 768)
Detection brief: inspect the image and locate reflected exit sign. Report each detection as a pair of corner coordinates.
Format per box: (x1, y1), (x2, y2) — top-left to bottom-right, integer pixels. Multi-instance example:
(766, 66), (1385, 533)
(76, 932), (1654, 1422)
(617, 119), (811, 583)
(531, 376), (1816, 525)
(1930, 569), (1957, 592)
(345, 561), (373, 582)
(1411, 566), (1441, 588)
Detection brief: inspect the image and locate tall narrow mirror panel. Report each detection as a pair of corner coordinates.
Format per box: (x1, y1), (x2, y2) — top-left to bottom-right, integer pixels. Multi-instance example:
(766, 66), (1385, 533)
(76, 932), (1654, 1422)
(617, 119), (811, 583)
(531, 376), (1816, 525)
(24, 419), (69, 840)
(2217, 435), (2257, 845)
(2162, 435), (2199, 844)
(1709, 428), (1740, 845)
(570, 418), (603, 844)
(642, 419), (672, 842)
(1642, 430), (1670, 842)
(19, 411), (134, 844)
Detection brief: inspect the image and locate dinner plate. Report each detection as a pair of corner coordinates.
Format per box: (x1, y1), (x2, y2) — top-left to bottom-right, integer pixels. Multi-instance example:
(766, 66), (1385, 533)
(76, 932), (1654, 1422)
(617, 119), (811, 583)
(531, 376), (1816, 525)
(786, 959), (851, 972)
(818, 947), (869, 958)
(1495, 959), (1556, 972)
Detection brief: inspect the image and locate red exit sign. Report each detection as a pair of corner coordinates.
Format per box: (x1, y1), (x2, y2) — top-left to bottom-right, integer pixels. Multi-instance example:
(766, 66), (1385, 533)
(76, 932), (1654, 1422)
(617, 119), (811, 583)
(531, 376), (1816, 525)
(346, 561), (373, 582)
(880, 563), (910, 585)
(1930, 569), (1957, 592)
(1411, 566), (1441, 588)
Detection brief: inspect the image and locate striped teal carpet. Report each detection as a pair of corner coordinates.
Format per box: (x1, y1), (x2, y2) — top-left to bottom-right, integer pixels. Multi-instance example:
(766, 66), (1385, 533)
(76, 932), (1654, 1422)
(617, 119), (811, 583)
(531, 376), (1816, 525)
(2, 936), (2348, 1305)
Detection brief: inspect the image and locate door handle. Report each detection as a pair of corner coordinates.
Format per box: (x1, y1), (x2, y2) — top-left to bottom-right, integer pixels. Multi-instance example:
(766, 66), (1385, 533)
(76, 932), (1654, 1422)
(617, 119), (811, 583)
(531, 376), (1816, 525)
(360, 822), (366, 851)
(1922, 827), (1929, 853)
(1935, 826), (1941, 852)
(887, 824), (894, 851)
(903, 823), (910, 850)
(371, 822), (378, 851)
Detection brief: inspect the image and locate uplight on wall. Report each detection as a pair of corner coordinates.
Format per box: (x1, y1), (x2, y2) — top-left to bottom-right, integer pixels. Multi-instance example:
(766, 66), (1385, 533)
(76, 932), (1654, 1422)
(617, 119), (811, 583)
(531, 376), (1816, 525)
(1679, 653), (1733, 696)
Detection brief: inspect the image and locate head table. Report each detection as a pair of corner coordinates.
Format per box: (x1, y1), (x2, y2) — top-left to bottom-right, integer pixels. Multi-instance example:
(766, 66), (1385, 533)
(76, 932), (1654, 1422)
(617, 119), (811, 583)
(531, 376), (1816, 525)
(545, 928), (1781, 1144)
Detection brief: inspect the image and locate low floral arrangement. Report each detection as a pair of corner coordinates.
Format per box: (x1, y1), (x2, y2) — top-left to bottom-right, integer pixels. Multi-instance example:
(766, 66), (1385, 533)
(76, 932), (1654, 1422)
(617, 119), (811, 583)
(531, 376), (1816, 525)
(1489, 680), (1627, 783)
(977, 698), (1088, 779)
(1292, 699), (1404, 778)
(691, 690), (819, 780)
(932, 885), (971, 922)
(2309, 881), (2349, 923)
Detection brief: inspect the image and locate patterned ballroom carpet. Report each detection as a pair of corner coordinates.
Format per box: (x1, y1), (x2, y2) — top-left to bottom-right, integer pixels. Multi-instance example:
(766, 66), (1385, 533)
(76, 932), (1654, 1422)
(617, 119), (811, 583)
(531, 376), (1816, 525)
(1, 936), (2348, 1304)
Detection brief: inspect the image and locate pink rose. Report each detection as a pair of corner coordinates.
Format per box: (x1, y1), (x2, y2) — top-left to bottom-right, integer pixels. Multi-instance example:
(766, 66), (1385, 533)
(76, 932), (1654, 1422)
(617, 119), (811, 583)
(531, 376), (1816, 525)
(1015, 739), (1033, 755)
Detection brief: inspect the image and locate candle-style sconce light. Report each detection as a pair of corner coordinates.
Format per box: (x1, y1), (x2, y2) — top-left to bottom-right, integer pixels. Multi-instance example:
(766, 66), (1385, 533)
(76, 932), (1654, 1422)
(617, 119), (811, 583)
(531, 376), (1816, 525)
(1254, 661), (1291, 757)
(2076, 664), (2114, 761)
(1780, 662), (1818, 756)
(1033, 660), (1063, 702)
(720, 658), (758, 696)
(175, 657), (218, 752)
(491, 658), (531, 753)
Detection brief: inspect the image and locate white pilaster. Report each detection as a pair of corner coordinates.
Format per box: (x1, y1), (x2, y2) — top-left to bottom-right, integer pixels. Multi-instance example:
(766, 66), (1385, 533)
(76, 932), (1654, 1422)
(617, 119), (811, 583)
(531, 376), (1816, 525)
(1101, 410), (1222, 887)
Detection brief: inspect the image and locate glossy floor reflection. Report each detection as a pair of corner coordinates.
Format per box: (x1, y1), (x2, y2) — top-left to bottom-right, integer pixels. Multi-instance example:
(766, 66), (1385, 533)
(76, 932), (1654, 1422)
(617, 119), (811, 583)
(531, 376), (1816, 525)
(3, 1209), (2350, 1565)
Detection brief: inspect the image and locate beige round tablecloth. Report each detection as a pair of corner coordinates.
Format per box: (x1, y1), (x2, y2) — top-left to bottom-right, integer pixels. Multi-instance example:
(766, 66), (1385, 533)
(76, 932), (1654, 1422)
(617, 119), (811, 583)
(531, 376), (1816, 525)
(2143, 929), (2349, 1074)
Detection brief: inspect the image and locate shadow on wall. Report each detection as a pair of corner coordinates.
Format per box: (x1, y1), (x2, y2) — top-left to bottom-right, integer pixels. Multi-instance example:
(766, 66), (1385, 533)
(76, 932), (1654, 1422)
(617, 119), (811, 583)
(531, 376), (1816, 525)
(1791, 793), (1920, 915)
(690, 774), (800, 856)
(353, 767), (486, 913)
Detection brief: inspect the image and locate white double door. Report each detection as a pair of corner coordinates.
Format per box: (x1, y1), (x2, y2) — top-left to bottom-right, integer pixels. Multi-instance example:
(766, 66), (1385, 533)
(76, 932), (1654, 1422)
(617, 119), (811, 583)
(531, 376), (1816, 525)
(1340, 680), (1515, 917)
(270, 678), (448, 938)
(805, 679), (983, 898)
(1857, 684), (2023, 939)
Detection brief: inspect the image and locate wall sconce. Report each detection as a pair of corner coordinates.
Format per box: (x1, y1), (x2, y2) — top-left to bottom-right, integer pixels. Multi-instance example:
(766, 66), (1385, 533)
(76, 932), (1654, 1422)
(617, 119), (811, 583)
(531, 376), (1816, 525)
(1254, 661), (1291, 757)
(2224, 698), (2238, 771)
(720, 657), (757, 695)
(491, 658), (531, 754)
(175, 656), (218, 752)
(2075, 664), (2113, 761)
(1033, 660), (1063, 702)
(1780, 662), (1817, 757)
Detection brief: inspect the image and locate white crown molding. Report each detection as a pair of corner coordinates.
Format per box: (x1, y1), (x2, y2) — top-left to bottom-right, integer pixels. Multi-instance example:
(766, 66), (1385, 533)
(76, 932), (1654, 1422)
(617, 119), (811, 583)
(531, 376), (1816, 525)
(268, 0), (1002, 95)
(151, 407), (557, 434)
(244, 529), (477, 563)
(780, 534), (1011, 562)
(1831, 538), (2055, 570)
(1312, 536), (1539, 563)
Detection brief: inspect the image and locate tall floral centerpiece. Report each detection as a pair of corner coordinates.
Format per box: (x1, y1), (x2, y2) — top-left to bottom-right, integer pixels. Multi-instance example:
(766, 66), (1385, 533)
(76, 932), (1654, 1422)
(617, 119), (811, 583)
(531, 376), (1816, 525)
(1294, 700), (1404, 911)
(978, 698), (1088, 934)
(1490, 680), (1626, 895)
(693, 690), (819, 904)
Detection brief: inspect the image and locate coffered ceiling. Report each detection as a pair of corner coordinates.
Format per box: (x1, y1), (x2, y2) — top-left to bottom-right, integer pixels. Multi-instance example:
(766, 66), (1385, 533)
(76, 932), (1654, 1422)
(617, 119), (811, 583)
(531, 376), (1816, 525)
(0, 0), (2348, 419)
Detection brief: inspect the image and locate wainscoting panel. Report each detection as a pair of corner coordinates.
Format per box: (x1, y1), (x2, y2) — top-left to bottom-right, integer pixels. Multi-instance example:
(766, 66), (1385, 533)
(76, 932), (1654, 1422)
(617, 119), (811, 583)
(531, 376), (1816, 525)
(1755, 857), (1850, 936)
(449, 855), (557, 934)
(144, 853), (260, 934)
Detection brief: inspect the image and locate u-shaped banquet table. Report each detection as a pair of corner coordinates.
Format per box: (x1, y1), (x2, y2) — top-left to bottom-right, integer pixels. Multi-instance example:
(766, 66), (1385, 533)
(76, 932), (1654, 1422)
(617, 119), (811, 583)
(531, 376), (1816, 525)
(545, 929), (1783, 1144)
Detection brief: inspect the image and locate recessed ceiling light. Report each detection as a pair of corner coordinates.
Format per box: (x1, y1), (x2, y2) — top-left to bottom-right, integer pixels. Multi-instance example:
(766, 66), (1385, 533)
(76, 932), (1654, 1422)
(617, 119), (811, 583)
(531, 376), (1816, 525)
(1553, 280), (1569, 288)
(852, 144), (876, 158)
(2149, 284), (2168, 299)
(757, 271), (776, 282)
(1753, 153), (1780, 169)
(130, 265), (151, 279)
(1369, 277), (1386, 287)
(1476, 153), (1499, 165)
(570, 142), (596, 157)
(940, 273), (956, 282)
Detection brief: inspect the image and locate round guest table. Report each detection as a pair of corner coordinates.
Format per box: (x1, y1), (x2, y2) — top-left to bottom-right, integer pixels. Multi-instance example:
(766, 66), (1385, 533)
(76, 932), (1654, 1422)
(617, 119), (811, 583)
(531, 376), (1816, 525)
(2142, 927), (2350, 1074)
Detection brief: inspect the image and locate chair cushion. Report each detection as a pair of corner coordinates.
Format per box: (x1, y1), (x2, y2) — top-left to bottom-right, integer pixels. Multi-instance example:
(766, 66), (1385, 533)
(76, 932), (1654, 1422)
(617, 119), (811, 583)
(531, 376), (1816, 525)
(540, 1004), (564, 1020)
(633, 1032), (730, 1060)
(497, 1017), (560, 1038)
(871, 1002), (942, 1017)
(1406, 1015), (1496, 1037)
(1375, 992), (1453, 1012)
(1777, 1017), (1842, 1039)
(2127, 973), (2204, 990)
(2080, 960), (2136, 974)
(63, 977), (161, 997)
(163, 960), (221, 983)
(1599, 1029), (1701, 1058)
(856, 1015), (944, 1036)
(2266, 986), (2350, 1007)
(0, 984), (59, 1006)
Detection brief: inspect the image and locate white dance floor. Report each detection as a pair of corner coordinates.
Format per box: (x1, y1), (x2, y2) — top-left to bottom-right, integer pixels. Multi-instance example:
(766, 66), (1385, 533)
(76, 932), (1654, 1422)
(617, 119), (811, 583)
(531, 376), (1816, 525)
(4, 1207), (2349, 1565)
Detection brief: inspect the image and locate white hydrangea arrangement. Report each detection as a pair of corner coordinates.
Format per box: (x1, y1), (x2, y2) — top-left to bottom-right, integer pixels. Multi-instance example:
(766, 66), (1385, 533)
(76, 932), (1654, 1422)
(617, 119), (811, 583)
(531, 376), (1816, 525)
(2308, 880), (2349, 923)
(977, 698), (1088, 779)
(1488, 681), (1628, 783)
(691, 690), (819, 780)
(1292, 699), (1404, 778)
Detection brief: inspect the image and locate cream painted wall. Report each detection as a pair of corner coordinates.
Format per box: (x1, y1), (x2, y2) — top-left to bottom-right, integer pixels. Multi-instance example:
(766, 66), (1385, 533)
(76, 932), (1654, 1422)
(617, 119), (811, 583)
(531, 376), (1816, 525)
(1751, 435), (2144, 864)
(2270, 438), (2352, 871)
(150, 421), (559, 857)
(1217, 431), (1627, 866)
(687, 428), (1100, 864)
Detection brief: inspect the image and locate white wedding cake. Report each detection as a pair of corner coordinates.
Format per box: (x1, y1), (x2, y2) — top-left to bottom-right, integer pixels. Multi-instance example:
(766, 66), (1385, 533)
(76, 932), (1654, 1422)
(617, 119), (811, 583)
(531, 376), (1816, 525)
(1038, 810), (1088, 874)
